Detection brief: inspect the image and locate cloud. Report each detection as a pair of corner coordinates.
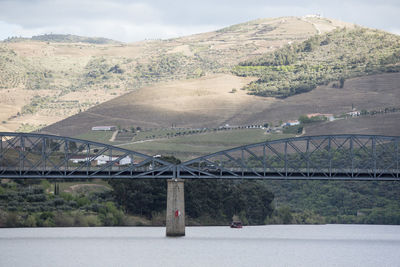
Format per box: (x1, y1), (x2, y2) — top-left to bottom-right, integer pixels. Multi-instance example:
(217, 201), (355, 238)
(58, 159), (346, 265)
(387, 28), (400, 35)
(0, 0), (161, 26)
(0, 0), (223, 41)
(0, 0), (399, 42)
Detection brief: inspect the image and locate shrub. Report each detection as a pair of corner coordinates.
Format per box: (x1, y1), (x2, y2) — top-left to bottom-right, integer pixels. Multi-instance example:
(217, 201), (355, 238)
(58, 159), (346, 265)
(53, 198), (65, 206)
(85, 215), (101, 227)
(265, 206), (294, 224)
(298, 115), (327, 124)
(98, 202), (124, 226)
(24, 215), (37, 227)
(5, 212), (22, 227)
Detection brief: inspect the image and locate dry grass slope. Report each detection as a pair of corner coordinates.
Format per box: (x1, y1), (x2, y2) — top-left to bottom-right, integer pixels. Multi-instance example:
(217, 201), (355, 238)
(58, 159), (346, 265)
(43, 72), (400, 137)
(305, 113), (400, 136)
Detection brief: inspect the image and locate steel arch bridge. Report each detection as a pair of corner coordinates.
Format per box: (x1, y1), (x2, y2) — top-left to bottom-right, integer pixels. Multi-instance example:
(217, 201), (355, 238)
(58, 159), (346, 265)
(0, 133), (399, 180)
(178, 134), (400, 180)
(0, 132), (175, 179)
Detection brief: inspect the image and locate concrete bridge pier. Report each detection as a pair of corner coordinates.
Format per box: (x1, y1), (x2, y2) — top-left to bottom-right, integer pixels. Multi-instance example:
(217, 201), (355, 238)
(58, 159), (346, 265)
(166, 178), (185, 237)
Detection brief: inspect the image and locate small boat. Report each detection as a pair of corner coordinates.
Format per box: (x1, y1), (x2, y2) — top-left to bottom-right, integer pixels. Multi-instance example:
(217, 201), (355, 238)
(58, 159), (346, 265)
(230, 221), (243, 228)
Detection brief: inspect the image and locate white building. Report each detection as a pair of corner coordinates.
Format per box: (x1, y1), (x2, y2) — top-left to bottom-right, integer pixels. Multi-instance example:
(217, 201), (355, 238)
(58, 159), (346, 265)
(69, 155), (132, 165)
(282, 120), (300, 127)
(347, 111), (360, 117)
(118, 156), (132, 165)
(91, 126), (117, 131)
(69, 156), (90, 163)
(94, 155), (132, 165)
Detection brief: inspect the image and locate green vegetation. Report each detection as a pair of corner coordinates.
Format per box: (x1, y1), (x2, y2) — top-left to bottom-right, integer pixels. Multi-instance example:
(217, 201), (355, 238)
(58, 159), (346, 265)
(118, 130), (293, 160)
(233, 28), (400, 97)
(0, 176), (274, 227)
(84, 57), (126, 87)
(264, 180), (400, 224)
(21, 95), (56, 114)
(16, 123), (47, 132)
(116, 128), (206, 142)
(76, 131), (115, 144)
(25, 70), (55, 90)
(0, 180), (125, 227)
(1, 150), (399, 227)
(359, 106), (400, 116)
(0, 45), (28, 89)
(131, 53), (217, 87)
(74, 128), (293, 160)
(109, 178), (274, 225)
(282, 125), (303, 134)
(298, 115), (327, 124)
(82, 52), (217, 94)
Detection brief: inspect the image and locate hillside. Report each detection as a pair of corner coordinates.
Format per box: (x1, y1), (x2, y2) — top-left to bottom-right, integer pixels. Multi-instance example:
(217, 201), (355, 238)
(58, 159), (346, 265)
(233, 27), (400, 97)
(305, 113), (400, 137)
(0, 16), (352, 132)
(3, 34), (121, 44)
(42, 72), (400, 137)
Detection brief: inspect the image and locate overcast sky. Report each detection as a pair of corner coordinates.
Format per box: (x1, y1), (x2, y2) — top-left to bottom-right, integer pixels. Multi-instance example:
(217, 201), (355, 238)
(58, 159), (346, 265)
(0, 0), (399, 42)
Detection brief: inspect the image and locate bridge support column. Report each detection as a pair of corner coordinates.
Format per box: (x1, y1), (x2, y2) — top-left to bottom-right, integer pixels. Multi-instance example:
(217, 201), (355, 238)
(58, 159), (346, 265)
(166, 178), (185, 237)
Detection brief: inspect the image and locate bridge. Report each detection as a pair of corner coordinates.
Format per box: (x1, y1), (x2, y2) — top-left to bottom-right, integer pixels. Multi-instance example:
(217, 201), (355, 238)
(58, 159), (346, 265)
(178, 134), (399, 180)
(1, 132), (399, 235)
(1, 133), (399, 180)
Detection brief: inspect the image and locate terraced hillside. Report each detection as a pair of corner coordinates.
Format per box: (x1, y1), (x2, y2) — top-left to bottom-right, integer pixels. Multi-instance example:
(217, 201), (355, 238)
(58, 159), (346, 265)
(234, 27), (400, 97)
(0, 16), (352, 132)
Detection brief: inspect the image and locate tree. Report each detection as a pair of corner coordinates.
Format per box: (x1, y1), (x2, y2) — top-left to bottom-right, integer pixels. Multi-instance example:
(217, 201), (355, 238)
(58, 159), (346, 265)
(279, 206), (294, 224)
(339, 77), (345, 88)
(49, 140), (60, 151)
(69, 141), (77, 152)
(109, 178), (274, 224)
(109, 179), (167, 217)
(303, 39), (316, 52)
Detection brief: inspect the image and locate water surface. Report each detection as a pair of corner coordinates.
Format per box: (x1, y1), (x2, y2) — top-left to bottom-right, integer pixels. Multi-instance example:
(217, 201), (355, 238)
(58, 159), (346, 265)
(1, 225), (400, 267)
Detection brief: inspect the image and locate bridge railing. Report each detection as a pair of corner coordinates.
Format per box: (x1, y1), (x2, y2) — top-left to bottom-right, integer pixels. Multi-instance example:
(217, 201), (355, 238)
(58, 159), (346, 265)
(0, 132), (175, 179)
(177, 135), (400, 180)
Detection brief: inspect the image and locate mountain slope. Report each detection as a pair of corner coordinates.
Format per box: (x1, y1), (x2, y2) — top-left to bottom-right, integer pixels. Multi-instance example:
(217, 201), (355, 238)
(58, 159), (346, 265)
(233, 27), (400, 97)
(305, 113), (400, 136)
(0, 16), (352, 132)
(42, 72), (400, 137)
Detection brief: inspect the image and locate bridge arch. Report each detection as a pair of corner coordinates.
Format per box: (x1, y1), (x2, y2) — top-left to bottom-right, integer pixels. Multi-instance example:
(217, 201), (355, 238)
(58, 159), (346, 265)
(178, 135), (400, 180)
(0, 132), (175, 179)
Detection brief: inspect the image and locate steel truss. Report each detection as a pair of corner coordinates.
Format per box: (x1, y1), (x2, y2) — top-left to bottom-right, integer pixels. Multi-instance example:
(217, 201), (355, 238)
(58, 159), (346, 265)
(1, 133), (399, 180)
(0, 132), (175, 179)
(178, 135), (400, 180)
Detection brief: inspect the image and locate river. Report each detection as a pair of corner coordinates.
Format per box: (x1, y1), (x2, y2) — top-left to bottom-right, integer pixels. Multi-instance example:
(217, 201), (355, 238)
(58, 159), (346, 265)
(1, 224), (400, 267)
